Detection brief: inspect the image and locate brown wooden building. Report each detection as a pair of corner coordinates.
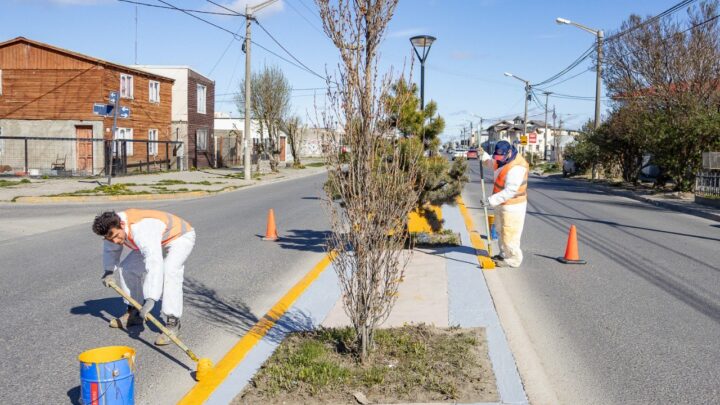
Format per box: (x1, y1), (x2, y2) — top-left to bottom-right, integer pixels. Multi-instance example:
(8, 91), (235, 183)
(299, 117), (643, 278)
(0, 37), (174, 175)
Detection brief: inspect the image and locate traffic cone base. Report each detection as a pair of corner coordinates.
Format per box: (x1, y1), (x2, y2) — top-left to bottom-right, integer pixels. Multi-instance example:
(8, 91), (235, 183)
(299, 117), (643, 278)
(557, 224), (585, 265)
(263, 209), (279, 241)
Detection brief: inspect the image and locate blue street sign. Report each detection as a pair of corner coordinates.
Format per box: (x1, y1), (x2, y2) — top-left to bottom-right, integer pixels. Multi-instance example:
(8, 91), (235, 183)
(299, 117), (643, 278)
(119, 106), (131, 119)
(93, 103), (114, 116)
(109, 91), (119, 105)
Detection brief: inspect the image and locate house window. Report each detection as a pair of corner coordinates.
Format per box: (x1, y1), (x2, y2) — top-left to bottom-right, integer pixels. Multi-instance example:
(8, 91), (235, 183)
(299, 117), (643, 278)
(115, 128), (134, 156)
(197, 84), (206, 114)
(196, 129), (208, 151)
(149, 81), (160, 103)
(120, 74), (134, 99)
(148, 129), (158, 155)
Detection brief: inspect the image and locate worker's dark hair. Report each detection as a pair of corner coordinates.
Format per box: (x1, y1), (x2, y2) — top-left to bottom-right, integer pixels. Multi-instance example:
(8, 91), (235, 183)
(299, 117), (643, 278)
(92, 211), (121, 236)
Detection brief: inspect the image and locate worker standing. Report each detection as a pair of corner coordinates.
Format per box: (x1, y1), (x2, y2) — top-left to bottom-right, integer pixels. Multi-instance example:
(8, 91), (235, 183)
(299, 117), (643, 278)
(92, 209), (195, 345)
(480, 140), (529, 268)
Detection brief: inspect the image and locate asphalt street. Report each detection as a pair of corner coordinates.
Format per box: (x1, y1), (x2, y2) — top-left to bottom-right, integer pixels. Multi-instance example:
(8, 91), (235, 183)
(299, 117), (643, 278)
(0, 173), (329, 404)
(463, 160), (720, 405)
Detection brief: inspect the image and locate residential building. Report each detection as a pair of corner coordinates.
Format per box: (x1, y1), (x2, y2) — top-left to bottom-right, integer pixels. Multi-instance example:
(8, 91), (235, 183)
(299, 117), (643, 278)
(134, 66), (215, 169)
(213, 113), (290, 167)
(0, 37), (174, 175)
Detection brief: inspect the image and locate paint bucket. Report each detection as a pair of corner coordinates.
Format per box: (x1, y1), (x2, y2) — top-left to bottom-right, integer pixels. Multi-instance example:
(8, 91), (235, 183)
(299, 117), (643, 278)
(78, 346), (136, 405)
(488, 214), (498, 240)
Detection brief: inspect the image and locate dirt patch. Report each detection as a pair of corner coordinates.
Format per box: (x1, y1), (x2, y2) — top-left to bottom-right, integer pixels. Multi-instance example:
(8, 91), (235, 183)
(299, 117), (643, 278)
(235, 324), (497, 404)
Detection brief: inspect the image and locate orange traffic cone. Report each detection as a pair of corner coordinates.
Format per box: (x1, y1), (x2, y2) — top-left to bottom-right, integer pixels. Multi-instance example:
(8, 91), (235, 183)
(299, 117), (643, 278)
(263, 209), (279, 241)
(557, 225), (586, 264)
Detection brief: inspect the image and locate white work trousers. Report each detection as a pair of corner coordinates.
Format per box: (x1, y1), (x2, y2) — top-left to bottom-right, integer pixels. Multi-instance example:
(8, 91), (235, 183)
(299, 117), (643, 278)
(116, 230), (195, 318)
(494, 203), (526, 268)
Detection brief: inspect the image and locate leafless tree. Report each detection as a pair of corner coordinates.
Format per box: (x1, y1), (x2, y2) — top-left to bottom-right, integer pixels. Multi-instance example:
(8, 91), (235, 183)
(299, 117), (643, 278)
(317, 0), (421, 361)
(282, 115), (305, 168)
(601, 1), (720, 189)
(236, 65), (291, 172)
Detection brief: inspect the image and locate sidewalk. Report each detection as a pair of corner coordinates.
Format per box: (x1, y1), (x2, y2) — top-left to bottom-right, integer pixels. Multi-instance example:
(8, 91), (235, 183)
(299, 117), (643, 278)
(0, 161), (325, 203)
(187, 203), (527, 405)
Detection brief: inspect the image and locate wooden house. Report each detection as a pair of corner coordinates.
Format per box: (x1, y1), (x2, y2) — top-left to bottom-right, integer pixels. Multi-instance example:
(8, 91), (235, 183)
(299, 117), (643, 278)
(0, 37), (174, 175)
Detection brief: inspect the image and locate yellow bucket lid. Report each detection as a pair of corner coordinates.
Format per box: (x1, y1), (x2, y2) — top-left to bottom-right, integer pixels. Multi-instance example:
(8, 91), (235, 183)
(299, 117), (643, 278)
(78, 346), (135, 364)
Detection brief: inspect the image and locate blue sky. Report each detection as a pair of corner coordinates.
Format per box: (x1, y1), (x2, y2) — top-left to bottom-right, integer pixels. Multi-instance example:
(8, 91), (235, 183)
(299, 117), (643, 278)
(1, 0), (689, 141)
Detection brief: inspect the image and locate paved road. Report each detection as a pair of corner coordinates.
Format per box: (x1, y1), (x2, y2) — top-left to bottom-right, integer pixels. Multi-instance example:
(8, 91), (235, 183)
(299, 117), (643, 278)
(463, 161), (720, 405)
(0, 173), (329, 404)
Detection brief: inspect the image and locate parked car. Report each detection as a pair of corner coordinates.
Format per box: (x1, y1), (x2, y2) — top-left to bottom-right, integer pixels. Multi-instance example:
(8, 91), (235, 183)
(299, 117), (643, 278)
(466, 148), (479, 159)
(452, 148), (467, 161)
(562, 158), (576, 177)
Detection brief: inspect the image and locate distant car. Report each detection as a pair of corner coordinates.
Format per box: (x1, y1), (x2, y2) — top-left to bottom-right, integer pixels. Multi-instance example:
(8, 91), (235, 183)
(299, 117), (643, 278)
(562, 158), (576, 177)
(466, 148), (479, 159)
(452, 148), (467, 161)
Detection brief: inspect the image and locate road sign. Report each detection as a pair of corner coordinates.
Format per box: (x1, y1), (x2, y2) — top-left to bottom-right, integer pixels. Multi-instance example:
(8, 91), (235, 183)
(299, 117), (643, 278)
(529, 132), (537, 144)
(119, 106), (131, 119)
(520, 135), (528, 145)
(109, 91), (118, 105)
(92, 103), (114, 116)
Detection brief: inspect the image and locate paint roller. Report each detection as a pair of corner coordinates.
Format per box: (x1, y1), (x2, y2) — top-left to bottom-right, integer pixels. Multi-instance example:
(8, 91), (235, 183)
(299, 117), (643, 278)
(106, 280), (213, 381)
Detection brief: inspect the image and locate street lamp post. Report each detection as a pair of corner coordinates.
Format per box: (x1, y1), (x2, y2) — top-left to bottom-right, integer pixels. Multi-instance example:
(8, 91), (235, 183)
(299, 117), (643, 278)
(410, 35), (436, 111)
(556, 17), (603, 178)
(555, 18), (603, 130)
(504, 72), (531, 159)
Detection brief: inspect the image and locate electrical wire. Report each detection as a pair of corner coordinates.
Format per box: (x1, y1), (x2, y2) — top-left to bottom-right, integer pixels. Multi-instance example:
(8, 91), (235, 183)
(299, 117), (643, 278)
(285, 0), (326, 35)
(208, 24), (244, 76)
(150, 0), (328, 81)
(205, 0), (248, 17)
(117, 0), (242, 16)
(605, 0), (699, 43)
(254, 20), (327, 81)
(532, 43), (595, 87)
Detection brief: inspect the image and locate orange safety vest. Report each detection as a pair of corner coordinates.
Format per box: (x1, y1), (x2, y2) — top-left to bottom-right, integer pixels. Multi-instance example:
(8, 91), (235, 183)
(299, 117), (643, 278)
(493, 154), (529, 205)
(122, 209), (193, 250)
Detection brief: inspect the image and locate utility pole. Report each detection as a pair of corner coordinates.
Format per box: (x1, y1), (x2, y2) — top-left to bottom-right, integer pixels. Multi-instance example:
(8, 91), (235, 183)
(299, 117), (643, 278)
(552, 105), (558, 162)
(469, 121), (473, 147)
(243, 4), (252, 181)
(543, 91), (551, 161)
(242, 0), (277, 181)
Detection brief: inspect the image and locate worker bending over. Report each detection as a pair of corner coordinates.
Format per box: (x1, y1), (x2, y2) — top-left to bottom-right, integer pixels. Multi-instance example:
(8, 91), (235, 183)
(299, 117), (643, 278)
(92, 209), (195, 345)
(480, 140), (529, 268)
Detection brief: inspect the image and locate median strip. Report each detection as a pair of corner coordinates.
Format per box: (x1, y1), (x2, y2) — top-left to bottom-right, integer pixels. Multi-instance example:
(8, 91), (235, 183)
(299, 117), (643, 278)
(178, 253), (334, 404)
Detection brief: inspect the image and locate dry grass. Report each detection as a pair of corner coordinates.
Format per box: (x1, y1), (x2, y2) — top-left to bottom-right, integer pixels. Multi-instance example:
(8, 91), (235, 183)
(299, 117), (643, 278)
(236, 324), (497, 404)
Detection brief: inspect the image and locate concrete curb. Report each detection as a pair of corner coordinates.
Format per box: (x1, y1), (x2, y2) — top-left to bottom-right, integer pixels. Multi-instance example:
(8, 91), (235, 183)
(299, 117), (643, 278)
(442, 203), (529, 405)
(10, 168), (326, 204)
(554, 175), (720, 222)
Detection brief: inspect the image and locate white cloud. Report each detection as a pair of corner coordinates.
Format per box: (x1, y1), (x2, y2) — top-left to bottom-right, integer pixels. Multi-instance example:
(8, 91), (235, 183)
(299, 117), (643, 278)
(211, 0), (285, 17)
(387, 28), (428, 39)
(450, 51), (474, 61)
(46, 0), (110, 4)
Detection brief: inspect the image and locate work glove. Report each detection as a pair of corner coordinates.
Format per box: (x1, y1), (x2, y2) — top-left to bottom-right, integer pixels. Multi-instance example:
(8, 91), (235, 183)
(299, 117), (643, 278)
(139, 299), (156, 320)
(101, 270), (114, 288)
(479, 199), (491, 208)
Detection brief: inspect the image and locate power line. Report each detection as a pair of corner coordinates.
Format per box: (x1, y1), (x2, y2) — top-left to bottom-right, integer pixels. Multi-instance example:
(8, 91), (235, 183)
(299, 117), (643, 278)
(532, 43), (595, 87)
(605, 0), (699, 42)
(536, 68), (592, 90)
(117, 0), (242, 16)
(285, 0), (325, 35)
(208, 24), (244, 76)
(148, 0), (327, 81)
(254, 20), (327, 81)
(205, 0), (247, 18)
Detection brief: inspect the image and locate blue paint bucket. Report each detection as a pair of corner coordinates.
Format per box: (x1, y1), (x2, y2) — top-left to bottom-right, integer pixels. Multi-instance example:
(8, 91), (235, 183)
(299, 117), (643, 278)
(490, 223), (498, 240)
(78, 346), (136, 405)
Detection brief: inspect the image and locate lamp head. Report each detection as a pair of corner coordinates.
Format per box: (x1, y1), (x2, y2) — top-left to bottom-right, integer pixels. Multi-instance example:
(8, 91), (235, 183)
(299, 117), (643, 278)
(556, 17), (571, 25)
(503, 72), (513, 77)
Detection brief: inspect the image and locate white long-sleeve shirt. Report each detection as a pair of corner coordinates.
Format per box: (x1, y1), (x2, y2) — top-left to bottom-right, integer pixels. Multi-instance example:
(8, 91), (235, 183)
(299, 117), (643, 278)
(103, 211), (167, 300)
(481, 151), (528, 208)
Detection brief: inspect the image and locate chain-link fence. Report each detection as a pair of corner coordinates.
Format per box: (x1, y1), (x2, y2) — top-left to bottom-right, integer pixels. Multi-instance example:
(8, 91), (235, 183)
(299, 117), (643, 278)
(0, 136), (183, 177)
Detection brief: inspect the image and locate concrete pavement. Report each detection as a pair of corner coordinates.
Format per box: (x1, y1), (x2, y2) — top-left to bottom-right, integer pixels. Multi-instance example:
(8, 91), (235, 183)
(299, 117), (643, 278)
(0, 172), (330, 404)
(464, 161), (720, 405)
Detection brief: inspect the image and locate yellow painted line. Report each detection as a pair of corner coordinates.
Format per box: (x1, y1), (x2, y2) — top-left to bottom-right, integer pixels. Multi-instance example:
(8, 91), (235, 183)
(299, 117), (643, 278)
(456, 196), (496, 270)
(177, 253), (335, 404)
